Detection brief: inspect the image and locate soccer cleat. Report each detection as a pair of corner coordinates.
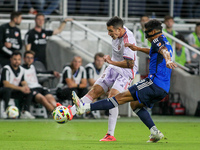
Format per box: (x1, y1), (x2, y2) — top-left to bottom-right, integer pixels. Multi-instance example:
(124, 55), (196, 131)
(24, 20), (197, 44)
(147, 130), (164, 143)
(72, 91), (85, 115)
(67, 105), (73, 120)
(99, 133), (116, 141)
(56, 102), (62, 107)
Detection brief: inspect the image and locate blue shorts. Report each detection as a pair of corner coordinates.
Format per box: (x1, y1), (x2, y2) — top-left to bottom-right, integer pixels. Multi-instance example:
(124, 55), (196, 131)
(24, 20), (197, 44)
(128, 78), (168, 108)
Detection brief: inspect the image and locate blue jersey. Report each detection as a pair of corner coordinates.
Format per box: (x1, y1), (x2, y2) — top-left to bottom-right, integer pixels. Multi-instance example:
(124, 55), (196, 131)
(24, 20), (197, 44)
(148, 35), (173, 93)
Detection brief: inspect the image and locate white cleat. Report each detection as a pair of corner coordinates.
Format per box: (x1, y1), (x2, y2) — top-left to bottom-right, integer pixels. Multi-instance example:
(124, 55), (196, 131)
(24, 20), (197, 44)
(147, 130), (164, 143)
(72, 91), (85, 115)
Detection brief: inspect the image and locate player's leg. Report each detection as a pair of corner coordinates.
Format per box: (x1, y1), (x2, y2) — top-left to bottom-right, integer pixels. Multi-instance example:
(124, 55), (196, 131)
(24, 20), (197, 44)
(73, 89), (134, 114)
(70, 84), (105, 116)
(130, 102), (164, 143)
(99, 88), (119, 141)
(70, 68), (113, 116)
(35, 93), (55, 112)
(45, 94), (57, 108)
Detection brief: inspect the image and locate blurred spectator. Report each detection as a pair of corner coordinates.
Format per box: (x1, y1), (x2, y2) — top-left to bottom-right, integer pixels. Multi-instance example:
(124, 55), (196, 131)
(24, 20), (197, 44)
(0, 51), (35, 119)
(56, 56), (88, 103)
(22, 51), (59, 112)
(135, 15), (151, 47)
(0, 11), (22, 67)
(187, 22), (200, 59)
(163, 15), (177, 45)
(24, 13), (72, 67)
(85, 52), (107, 119)
(18, 0), (37, 14)
(85, 52), (107, 89)
(36, 0), (61, 15)
(175, 34), (191, 66)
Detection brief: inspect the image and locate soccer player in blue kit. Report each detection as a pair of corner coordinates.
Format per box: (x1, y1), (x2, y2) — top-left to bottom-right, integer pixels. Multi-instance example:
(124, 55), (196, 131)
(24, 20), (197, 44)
(72, 19), (177, 143)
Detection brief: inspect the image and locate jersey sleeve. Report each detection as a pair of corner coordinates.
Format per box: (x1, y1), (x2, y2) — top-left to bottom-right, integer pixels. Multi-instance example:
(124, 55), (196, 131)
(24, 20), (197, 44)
(123, 33), (137, 60)
(0, 25), (5, 52)
(1, 68), (9, 82)
(24, 31), (33, 45)
(85, 66), (94, 79)
(152, 37), (166, 53)
(45, 30), (53, 36)
(63, 67), (71, 79)
(82, 68), (87, 79)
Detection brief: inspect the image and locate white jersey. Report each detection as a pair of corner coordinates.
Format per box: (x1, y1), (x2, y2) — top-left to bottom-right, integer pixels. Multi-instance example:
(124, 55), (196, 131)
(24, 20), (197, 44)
(109, 26), (138, 79)
(85, 63), (107, 81)
(23, 64), (42, 88)
(58, 65), (87, 88)
(3, 65), (24, 86)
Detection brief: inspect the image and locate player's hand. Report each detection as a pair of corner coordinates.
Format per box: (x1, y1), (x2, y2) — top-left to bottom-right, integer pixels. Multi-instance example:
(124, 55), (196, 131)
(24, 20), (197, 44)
(21, 86), (31, 94)
(4, 42), (12, 48)
(124, 43), (138, 51)
(53, 71), (60, 78)
(166, 61), (177, 69)
(103, 55), (112, 64)
(64, 18), (73, 22)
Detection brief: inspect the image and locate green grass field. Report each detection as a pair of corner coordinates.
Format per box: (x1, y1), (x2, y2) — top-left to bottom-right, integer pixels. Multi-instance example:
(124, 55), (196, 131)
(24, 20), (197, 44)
(0, 116), (200, 150)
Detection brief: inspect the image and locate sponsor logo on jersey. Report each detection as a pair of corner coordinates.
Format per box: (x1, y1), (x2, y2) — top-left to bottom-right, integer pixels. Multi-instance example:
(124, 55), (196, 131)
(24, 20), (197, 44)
(157, 42), (161, 47)
(15, 31), (19, 37)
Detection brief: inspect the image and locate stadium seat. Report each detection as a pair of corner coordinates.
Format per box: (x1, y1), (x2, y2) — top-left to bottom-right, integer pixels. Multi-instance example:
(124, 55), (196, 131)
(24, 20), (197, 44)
(29, 103), (48, 118)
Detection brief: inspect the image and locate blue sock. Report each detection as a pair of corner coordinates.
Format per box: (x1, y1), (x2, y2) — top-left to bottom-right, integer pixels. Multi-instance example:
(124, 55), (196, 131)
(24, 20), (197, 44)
(90, 97), (118, 111)
(136, 108), (155, 129)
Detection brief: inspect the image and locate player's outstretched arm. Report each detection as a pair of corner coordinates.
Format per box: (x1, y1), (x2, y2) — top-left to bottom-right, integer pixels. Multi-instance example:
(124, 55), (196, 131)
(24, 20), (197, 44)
(53, 18), (73, 35)
(159, 47), (177, 69)
(124, 43), (150, 54)
(103, 55), (134, 68)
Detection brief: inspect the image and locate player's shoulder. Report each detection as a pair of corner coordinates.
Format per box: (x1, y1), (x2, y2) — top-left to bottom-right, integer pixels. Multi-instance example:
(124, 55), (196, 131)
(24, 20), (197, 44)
(85, 63), (94, 69)
(26, 28), (35, 35)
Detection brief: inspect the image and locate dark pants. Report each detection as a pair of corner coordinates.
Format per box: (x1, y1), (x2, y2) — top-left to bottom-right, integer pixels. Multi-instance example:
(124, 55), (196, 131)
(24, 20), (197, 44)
(0, 87), (32, 111)
(56, 87), (88, 102)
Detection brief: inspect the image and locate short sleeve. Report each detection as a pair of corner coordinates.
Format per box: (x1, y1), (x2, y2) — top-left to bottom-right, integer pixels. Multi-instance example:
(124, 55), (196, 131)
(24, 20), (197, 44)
(152, 38), (165, 53)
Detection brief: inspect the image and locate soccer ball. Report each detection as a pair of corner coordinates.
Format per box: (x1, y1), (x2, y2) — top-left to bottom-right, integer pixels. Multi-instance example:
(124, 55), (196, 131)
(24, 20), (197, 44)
(52, 106), (70, 124)
(6, 106), (19, 119)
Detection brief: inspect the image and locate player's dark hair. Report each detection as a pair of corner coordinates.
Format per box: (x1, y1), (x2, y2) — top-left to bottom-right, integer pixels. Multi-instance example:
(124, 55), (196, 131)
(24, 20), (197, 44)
(35, 13), (45, 20)
(164, 15), (174, 22)
(145, 19), (163, 31)
(106, 16), (123, 29)
(10, 11), (22, 21)
(94, 52), (104, 60)
(24, 51), (35, 58)
(11, 51), (22, 58)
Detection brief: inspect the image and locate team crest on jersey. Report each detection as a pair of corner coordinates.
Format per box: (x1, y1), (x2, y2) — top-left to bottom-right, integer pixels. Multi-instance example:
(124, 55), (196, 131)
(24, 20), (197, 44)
(42, 33), (46, 38)
(118, 45), (121, 50)
(15, 31), (19, 37)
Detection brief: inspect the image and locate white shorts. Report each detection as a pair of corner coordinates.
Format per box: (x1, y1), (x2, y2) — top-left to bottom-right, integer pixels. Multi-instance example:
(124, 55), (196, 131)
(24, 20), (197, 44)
(95, 67), (133, 93)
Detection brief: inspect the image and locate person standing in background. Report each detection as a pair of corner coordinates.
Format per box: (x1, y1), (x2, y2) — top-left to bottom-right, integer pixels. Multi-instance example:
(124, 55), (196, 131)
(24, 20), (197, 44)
(24, 13), (73, 67)
(0, 11), (22, 67)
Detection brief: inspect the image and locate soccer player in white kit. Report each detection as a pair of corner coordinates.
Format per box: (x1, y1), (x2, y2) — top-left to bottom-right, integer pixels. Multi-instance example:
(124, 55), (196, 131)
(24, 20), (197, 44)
(60, 16), (138, 141)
